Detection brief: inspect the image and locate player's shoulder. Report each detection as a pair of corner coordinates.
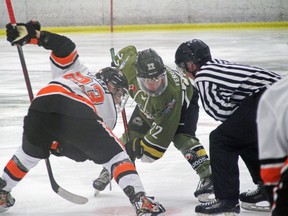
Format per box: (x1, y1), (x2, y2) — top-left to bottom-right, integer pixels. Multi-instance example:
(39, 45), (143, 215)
(118, 45), (138, 58)
(260, 76), (288, 105)
(120, 45), (137, 52)
(166, 67), (181, 86)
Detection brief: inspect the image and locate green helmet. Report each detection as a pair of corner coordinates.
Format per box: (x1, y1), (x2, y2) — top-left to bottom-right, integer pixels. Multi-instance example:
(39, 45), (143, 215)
(136, 48), (165, 78)
(136, 49), (168, 97)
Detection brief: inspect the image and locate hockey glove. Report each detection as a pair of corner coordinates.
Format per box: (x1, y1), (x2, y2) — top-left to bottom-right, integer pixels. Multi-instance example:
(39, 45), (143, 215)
(125, 138), (144, 161)
(6, 20), (40, 46)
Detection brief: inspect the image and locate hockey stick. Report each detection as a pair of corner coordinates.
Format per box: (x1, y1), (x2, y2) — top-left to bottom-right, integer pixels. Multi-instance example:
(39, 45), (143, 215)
(121, 107), (130, 141)
(5, 0), (34, 102)
(110, 48), (130, 141)
(5, 0), (88, 205)
(45, 159), (88, 204)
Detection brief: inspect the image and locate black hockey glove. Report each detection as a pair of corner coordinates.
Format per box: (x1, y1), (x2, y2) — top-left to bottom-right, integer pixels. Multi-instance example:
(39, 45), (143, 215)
(125, 138), (144, 161)
(6, 20), (41, 46)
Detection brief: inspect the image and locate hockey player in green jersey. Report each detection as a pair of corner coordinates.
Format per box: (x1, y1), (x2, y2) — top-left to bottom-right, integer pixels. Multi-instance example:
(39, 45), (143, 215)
(93, 46), (214, 202)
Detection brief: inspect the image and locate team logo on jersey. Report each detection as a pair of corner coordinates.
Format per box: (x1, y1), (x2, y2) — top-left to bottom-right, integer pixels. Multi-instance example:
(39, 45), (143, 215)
(162, 99), (176, 114)
(137, 104), (156, 120)
(129, 84), (136, 92)
(141, 95), (147, 101)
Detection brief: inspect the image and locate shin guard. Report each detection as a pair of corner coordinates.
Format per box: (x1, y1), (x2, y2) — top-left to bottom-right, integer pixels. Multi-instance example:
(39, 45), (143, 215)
(174, 134), (211, 178)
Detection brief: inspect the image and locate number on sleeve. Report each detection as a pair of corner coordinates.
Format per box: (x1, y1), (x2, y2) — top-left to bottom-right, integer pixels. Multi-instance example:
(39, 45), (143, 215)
(63, 72), (105, 104)
(150, 122), (163, 139)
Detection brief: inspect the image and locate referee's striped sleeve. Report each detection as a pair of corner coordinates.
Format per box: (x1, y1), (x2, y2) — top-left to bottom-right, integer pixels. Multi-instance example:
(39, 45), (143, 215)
(195, 59), (281, 121)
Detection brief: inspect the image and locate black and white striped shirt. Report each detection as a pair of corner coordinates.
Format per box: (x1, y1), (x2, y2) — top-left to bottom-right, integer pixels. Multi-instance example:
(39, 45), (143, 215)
(195, 59), (282, 122)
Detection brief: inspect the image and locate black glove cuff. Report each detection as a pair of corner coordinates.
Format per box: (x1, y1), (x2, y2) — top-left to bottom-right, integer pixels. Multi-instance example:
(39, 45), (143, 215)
(38, 31), (76, 57)
(25, 22), (37, 38)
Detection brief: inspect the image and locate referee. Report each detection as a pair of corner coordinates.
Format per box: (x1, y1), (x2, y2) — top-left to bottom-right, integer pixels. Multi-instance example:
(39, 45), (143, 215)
(174, 39), (282, 215)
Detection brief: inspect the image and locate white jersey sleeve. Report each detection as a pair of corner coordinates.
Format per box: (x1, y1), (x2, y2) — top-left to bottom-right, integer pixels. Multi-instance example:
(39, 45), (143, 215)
(49, 49), (118, 129)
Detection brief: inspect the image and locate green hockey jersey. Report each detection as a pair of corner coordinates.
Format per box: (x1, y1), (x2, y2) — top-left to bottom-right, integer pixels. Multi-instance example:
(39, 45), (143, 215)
(114, 45), (194, 161)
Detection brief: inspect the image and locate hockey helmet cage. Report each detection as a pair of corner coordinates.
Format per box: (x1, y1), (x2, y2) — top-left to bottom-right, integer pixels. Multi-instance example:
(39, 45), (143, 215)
(175, 39), (211, 68)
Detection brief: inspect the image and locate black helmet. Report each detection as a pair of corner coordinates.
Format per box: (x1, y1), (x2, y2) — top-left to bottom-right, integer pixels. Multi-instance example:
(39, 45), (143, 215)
(96, 67), (128, 91)
(96, 67), (129, 109)
(136, 49), (168, 97)
(175, 39), (211, 68)
(136, 48), (165, 79)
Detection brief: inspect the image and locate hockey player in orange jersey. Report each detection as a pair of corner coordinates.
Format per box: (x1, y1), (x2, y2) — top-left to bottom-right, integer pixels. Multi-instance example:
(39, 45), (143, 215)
(0, 21), (165, 216)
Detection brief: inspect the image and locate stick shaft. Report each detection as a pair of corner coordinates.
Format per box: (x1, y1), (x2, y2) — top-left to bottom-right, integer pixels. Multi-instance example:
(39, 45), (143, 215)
(110, 48), (130, 141)
(5, 0), (16, 24)
(6, 0), (34, 102)
(121, 108), (130, 141)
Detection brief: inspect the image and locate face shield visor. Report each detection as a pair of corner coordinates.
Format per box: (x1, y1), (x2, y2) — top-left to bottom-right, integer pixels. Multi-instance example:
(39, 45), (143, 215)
(136, 71), (168, 97)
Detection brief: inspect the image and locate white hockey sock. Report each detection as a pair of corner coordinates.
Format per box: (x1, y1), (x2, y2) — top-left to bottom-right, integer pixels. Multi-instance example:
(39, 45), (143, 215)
(2, 146), (41, 192)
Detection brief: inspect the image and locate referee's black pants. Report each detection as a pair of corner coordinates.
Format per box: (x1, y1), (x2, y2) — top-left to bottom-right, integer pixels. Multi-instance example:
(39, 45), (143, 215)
(209, 90), (264, 201)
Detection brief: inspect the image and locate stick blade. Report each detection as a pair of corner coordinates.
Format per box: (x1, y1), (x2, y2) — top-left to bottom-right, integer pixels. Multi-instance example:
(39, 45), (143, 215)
(45, 159), (88, 205)
(57, 187), (88, 205)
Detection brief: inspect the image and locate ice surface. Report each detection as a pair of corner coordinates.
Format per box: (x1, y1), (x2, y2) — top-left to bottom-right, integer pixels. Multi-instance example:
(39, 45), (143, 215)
(1, 29), (287, 215)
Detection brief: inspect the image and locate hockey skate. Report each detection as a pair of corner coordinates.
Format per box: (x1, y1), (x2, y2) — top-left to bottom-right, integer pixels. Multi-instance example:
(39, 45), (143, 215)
(0, 190), (15, 213)
(124, 186), (165, 216)
(93, 167), (112, 196)
(0, 178), (15, 213)
(239, 184), (270, 212)
(195, 199), (240, 215)
(194, 176), (214, 202)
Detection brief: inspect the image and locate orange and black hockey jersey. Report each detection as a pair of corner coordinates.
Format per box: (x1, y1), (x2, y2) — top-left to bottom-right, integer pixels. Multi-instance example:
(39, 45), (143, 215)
(30, 31), (118, 129)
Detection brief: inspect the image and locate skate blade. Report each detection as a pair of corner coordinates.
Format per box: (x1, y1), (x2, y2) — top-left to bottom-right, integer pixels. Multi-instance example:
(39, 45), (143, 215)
(197, 213), (239, 216)
(140, 213), (165, 216)
(0, 206), (9, 213)
(94, 189), (101, 197)
(197, 193), (215, 203)
(241, 201), (270, 212)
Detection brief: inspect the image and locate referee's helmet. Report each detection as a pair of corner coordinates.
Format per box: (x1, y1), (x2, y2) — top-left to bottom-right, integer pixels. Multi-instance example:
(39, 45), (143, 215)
(175, 39), (211, 69)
